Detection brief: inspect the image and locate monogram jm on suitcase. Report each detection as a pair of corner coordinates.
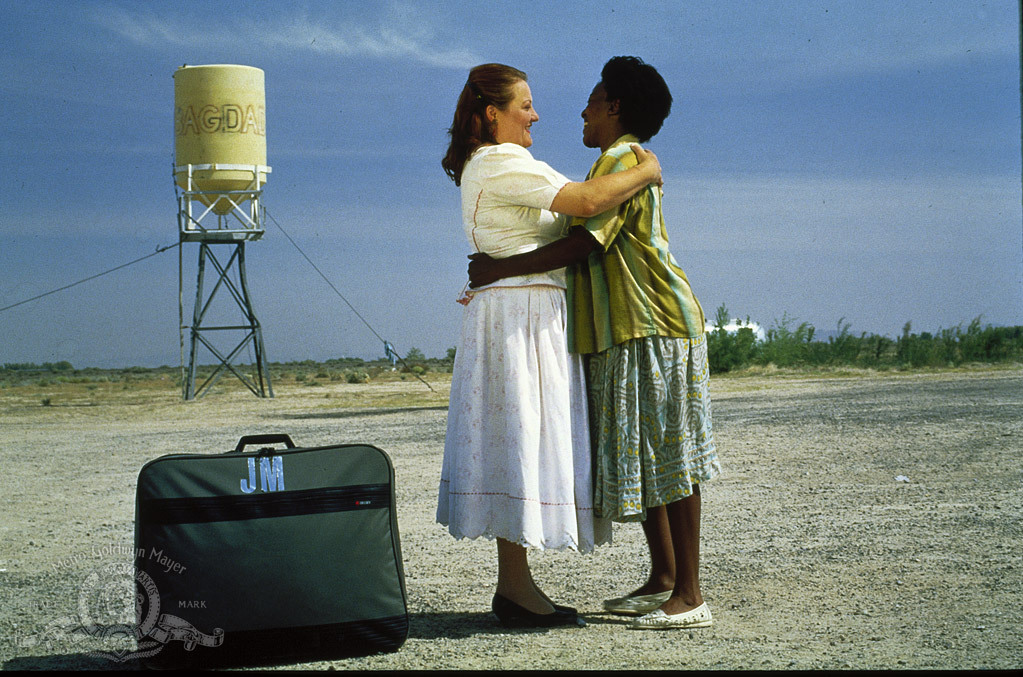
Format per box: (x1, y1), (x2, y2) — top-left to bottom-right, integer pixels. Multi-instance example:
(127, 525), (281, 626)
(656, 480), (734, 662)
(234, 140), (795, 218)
(133, 434), (408, 668)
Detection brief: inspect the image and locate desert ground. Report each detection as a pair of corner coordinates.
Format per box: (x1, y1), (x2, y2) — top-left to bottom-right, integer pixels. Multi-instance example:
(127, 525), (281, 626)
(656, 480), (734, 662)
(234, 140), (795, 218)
(1, 366), (1020, 670)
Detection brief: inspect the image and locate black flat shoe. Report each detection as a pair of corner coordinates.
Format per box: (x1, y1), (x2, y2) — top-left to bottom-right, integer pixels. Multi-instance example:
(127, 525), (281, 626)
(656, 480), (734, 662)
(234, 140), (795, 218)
(492, 594), (586, 628)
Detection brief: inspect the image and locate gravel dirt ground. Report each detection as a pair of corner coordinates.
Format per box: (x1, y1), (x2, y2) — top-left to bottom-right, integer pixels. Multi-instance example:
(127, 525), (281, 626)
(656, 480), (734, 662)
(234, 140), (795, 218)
(1, 367), (1020, 670)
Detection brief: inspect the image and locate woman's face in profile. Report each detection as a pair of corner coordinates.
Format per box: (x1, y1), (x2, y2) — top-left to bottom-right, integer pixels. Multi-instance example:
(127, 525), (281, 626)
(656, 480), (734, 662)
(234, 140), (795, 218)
(491, 79), (539, 148)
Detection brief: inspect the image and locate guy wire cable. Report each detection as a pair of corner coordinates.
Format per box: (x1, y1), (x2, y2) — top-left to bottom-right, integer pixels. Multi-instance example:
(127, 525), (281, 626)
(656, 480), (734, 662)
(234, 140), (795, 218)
(0, 242), (181, 314)
(264, 207), (435, 392)
(1, 215), (434, 393)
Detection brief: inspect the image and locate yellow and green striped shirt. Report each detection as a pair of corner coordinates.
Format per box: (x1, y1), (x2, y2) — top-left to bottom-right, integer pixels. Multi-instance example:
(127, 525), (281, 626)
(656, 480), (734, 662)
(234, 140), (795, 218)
(567, 135), (706, 355)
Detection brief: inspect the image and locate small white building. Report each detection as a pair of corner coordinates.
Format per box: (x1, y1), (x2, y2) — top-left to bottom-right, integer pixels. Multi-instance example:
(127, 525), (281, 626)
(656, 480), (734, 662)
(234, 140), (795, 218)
(705, 319), (767, 342)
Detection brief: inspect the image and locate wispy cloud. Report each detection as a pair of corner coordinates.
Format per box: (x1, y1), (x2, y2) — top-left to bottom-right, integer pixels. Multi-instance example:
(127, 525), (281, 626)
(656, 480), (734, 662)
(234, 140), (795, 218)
(90, 4), (478, 69)
(91, 6), (194, 48)
(259, 14), (478, 68)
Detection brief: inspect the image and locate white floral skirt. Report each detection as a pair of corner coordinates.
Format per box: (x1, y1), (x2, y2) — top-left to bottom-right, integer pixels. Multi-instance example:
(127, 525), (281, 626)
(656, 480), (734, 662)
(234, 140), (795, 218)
(437, 285), (611, 552)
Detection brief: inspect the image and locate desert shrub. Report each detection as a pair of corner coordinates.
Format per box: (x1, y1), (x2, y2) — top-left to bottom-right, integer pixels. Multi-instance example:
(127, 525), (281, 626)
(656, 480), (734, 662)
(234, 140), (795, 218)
(905, 317), (1023, 366)
(860, 335), (897, 366)
(754, 313), (816, 368)
(826, 319), (860, 364)
(897, 323), (946, 368)
(346, 371), (369, 384)
(955, 318), (1023, 363)
(706, 305), (758, 373)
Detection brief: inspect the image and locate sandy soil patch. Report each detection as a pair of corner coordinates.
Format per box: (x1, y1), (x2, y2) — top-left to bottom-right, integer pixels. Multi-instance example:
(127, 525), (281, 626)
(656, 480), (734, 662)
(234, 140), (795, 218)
(1, 368), (1020, 670)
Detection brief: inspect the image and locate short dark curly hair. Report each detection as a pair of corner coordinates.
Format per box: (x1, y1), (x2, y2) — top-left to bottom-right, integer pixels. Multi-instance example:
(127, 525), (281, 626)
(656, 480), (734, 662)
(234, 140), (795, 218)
(600, 56), (672, 142)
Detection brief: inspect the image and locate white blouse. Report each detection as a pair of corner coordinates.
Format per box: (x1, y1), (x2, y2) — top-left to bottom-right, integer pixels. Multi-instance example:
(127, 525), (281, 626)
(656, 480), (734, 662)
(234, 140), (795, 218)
(460, 143), (570, 290)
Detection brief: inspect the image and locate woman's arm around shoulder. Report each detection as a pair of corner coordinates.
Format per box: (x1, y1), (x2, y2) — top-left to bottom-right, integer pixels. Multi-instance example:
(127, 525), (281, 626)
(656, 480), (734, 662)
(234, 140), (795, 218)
(549, 144), (661, 218)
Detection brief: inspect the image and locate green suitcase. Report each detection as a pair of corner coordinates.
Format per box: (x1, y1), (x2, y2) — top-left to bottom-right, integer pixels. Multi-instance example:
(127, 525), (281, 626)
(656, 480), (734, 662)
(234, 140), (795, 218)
(133, 434), (408, 668)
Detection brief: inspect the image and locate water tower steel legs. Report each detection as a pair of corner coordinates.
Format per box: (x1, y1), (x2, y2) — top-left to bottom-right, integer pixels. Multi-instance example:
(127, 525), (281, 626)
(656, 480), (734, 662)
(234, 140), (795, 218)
(175, 162), (272, 400)
(183, 241), (273, 400)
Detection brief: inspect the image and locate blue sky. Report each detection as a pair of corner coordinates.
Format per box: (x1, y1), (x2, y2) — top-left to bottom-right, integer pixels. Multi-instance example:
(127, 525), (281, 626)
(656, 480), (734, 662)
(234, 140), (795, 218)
(1, 0), (1019, 368)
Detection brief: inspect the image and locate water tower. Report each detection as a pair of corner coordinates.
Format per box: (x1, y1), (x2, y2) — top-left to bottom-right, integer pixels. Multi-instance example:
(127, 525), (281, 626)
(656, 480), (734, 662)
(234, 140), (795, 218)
(174, 64), (273, 399)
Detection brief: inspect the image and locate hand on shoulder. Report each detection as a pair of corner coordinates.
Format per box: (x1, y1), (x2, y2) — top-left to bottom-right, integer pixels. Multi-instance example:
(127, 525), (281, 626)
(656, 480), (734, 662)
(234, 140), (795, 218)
(630, 143), (662, 187)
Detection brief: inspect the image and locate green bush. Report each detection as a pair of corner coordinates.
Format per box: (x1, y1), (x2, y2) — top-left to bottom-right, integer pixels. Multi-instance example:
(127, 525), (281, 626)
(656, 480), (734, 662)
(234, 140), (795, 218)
(706, 305), (757, 373)
(706, 307), (1022, 374)
(753, 312), (815, 368)
(346, 371), (369, 384)
(898, 323), (947, 367)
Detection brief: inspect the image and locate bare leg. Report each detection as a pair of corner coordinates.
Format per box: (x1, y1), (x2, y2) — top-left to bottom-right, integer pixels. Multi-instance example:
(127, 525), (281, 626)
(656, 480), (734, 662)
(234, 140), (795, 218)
(495, 538), (554, 615)
(659, 484), (704, 615)
(628, 504), (675, 596)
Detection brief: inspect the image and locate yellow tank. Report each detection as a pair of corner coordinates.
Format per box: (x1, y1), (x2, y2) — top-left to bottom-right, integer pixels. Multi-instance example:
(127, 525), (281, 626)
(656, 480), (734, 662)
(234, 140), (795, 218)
(174, 65), (268, 214)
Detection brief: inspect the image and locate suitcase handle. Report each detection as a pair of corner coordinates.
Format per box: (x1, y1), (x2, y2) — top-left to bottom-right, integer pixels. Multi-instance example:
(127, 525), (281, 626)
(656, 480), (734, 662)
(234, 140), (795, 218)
(231, 434), (296, 454)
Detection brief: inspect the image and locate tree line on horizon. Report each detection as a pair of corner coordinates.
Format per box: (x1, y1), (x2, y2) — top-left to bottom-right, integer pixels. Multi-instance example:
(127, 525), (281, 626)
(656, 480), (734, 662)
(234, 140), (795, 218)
(705, 304), (1023, 373)
(4, 305), (1022, 380)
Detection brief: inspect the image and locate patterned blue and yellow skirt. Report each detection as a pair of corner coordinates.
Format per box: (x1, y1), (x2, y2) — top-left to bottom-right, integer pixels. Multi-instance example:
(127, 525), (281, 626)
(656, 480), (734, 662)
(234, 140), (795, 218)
(587, 333), (721, 522)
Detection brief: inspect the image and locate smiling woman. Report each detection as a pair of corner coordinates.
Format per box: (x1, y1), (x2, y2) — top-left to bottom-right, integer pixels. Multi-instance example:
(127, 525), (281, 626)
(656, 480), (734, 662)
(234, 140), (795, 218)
(487, 79), (538, 149)
(441, 63), (527, 186)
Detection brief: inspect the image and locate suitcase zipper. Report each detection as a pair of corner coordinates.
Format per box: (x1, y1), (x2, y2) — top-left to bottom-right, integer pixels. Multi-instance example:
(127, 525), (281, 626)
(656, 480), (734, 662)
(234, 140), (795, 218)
(138, 484), (391, 524)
